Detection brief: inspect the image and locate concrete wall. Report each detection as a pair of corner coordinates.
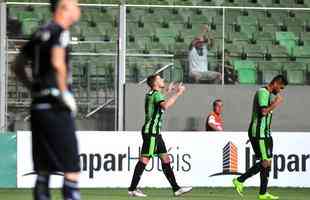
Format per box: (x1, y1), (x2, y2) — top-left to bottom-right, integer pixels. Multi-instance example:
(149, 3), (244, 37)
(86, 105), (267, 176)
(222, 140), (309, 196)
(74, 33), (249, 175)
(125, 83), (310, 132)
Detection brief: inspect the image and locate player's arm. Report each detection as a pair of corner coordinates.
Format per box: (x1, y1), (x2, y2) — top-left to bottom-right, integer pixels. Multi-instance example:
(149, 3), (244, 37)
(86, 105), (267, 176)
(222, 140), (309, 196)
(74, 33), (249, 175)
(12, 52), (32, 90)
(160, 83), (185, 110)
(51, 47), (68, 92)
(51, 47), (77, 115)
(261, 96), (283, 116)
(258, 89), (283, 116)
(201, 25), (213, 49)
(207, 115), (223, 131)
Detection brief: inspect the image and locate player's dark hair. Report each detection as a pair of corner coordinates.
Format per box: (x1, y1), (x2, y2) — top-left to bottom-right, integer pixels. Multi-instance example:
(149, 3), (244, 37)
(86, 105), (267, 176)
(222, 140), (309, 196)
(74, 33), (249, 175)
(213, 99), (222, 109)
(147, 74), (160, 87)
(50, 0), (60, 13)
(270, 75), (288, 86)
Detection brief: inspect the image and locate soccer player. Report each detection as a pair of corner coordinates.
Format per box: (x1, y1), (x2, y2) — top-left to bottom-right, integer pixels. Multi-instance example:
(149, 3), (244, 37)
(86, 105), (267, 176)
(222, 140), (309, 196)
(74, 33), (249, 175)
(233, 75), (288, 200)
(12, 1), (81, 200)
(128, 74), (192, 197)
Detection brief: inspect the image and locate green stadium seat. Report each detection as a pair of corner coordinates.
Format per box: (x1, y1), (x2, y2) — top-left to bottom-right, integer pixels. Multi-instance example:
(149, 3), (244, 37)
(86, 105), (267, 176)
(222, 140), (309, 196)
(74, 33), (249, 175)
(276, 32), (297, 54)
(186, 12), (209, 24)
(126, 62), (139, 83)
(71, 43), (94, 52)
(285, 69), (306, 84)
(171, 61), (184, 82)
(94, 42), (117, 53)
(208, 56), (220, 72)
(255, 31), (274, 42)
(242, 44), (264, 57)
(293, 45), (310, 57)
(258, 62), (283, 84)
(21, 19), (39, 36)
(156, 27), (177, 38)
(233, 60), (257, 84)
(264, 44), (289, 57)
(283, 62), (307, 85)
(226, 32), (249, 44)
(17, 11), (37, 21)
(241, 24), (257, 37)
(149, 41), (168, 53)
(271, 10), (289, 22)
(276, 32), (297, 41)
(126, 40), (141, 53)
(238, 15), (257, 25)
(237, 67), (257, 84)
(172, 0), (193, 6)
(182, 25), (204, 38)
(173, 42), (189, 54)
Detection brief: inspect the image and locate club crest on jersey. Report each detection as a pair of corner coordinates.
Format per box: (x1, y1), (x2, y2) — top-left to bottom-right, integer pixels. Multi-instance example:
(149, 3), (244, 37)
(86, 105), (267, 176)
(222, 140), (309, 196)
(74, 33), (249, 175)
(59, 30), (70, 47)
(40, 30), (51, 42)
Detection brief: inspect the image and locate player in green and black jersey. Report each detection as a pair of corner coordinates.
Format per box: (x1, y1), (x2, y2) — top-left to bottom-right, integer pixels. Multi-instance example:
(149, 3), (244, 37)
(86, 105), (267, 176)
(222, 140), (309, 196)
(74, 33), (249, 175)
(128, 74), (192, 197)
(233, 75), (288, 200)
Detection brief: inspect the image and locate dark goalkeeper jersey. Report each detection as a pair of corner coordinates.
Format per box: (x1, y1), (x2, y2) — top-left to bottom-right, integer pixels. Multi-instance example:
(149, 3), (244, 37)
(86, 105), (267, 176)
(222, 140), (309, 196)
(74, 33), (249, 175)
(22, 21), (72, 94)
(248, 87), (273, 139)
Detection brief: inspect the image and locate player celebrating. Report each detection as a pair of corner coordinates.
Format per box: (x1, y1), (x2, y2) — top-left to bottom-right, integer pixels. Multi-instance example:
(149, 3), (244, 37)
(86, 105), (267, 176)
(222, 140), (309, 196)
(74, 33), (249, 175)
(233, 75), (288, 200)
(12, 1), (81, 200)
(128, 74), (192, 197)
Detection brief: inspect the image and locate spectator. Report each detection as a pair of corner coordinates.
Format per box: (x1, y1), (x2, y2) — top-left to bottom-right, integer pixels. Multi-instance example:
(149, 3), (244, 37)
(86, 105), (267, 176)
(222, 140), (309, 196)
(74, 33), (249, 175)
(188, 25), (221, 83)
(217, 49), (238, 84)
(205, 99), (224, 131)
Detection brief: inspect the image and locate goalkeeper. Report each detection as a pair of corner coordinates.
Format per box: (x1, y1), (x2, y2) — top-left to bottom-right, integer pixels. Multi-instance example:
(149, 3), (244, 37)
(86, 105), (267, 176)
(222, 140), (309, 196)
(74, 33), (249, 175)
(12, 1), (81, 200)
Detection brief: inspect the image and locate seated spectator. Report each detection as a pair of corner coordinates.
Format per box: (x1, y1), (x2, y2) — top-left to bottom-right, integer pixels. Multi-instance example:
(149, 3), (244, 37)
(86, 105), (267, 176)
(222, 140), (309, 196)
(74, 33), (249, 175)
(188, 25), (221, 84)
(216, 49), (238, 84)
(205, 99), (224, 131)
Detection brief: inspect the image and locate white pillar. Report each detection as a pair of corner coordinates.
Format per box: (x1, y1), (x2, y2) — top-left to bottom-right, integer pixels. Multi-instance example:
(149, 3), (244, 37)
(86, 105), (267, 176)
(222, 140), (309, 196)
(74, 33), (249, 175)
(116, 2), (126, 131)
(0, 2), (7, 131)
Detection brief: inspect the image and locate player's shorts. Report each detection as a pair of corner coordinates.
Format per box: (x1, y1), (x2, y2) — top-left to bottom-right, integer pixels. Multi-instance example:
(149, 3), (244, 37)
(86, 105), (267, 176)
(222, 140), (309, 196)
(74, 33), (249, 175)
(30, 107), (80, 172)
(250, 137), (273, 161)
(140, 133), (167, 157)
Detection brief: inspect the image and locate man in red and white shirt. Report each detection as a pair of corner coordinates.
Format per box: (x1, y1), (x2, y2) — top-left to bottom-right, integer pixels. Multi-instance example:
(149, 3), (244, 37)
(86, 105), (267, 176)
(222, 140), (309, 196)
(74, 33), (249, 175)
(205, 99), (224, 131)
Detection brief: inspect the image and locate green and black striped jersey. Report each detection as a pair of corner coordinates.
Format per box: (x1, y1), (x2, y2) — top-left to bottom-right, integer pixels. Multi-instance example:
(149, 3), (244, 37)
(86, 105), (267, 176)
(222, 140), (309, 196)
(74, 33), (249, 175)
(248, 87), (273, 139)
(142, 90), (165, 135)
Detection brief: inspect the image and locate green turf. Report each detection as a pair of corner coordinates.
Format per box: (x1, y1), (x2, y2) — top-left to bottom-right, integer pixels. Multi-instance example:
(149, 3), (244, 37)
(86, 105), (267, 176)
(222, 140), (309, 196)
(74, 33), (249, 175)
(0, 187), (309, 200)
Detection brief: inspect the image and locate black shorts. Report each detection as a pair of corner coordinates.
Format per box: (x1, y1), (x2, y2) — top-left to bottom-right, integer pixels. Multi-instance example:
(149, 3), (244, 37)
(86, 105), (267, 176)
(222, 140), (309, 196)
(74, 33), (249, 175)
(31, 108), (80, 172)
(141, 133), (167, 157)
(250, 137), (273, 161)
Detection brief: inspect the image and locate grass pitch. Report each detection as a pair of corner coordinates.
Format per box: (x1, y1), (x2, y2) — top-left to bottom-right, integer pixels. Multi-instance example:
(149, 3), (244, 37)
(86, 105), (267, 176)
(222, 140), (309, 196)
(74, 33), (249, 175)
(0, 187), (309, 200)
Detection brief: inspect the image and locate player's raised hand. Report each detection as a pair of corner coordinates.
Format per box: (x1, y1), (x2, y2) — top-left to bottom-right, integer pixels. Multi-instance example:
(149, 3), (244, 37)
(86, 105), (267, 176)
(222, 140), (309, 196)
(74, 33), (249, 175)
(203, 24), (209, 32)
(176, 82), (186, 95)
(167, 82), (176, 94)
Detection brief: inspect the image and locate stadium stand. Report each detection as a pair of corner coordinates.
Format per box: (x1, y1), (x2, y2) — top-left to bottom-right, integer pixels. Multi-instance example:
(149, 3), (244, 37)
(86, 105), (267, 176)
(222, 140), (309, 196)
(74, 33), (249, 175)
(6, 1), (310, 113)
(6, 0), (310, 7)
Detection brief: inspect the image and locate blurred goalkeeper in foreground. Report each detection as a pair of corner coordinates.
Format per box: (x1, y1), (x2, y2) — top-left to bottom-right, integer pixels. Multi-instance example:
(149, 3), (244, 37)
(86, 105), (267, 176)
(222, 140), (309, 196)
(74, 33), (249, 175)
(12, 0), (81, 200)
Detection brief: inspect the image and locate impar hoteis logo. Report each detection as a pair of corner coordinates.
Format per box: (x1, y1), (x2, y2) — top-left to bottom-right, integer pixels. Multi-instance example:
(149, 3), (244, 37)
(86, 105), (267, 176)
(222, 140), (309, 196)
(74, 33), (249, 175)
(209, 142), (243, 177)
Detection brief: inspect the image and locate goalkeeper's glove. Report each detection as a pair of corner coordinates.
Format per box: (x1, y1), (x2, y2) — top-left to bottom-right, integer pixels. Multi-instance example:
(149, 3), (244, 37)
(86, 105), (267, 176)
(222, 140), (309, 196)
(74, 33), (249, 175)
(61, 91), (77, 116)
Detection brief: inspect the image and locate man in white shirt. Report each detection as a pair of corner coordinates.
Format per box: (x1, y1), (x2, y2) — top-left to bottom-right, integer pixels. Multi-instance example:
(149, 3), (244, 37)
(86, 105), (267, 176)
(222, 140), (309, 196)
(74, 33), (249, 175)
(188, 25), (221, 83)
